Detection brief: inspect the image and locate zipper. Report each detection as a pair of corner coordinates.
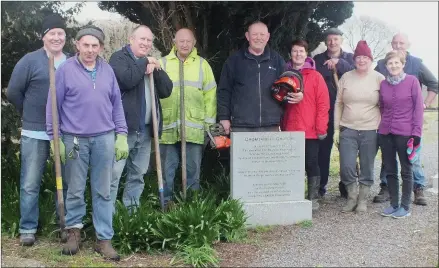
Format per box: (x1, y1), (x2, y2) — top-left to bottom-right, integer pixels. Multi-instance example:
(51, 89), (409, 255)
(258, 63), (261, 127)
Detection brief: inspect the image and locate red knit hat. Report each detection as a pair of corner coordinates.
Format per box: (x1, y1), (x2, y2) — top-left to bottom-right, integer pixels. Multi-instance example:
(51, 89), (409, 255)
(353, 40), (373, 60)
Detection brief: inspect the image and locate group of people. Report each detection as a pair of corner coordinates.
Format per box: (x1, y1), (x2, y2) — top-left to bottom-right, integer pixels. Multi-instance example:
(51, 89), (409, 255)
(6, 13), (437, 260)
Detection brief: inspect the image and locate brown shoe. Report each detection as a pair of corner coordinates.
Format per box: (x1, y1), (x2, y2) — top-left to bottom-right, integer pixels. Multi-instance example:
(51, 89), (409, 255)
(95, 240), (120, 261)
(62, 228), (81, 255)
(414, 188), (427, 206)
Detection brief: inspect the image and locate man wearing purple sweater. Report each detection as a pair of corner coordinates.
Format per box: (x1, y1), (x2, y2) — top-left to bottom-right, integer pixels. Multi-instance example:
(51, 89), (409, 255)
(378, 50), (424, 218)
(46, 25), (128, 260)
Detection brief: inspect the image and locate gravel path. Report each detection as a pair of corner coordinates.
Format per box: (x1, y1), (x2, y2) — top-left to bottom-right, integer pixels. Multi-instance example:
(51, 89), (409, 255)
(251, 112), (439, 267)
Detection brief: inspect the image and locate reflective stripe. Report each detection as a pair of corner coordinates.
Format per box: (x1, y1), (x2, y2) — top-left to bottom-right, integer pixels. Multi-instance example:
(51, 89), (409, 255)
(203, 81), (216, 91)
(204, 117), (216, 124)
(162, 57), (167, 71)
(199, 58), (204, 89)
(172, 80), (202, 89)
(162, 120), (204, 130)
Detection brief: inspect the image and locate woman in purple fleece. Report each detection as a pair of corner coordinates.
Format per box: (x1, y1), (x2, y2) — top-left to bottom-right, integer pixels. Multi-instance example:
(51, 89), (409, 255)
(378, 50), (424, 218)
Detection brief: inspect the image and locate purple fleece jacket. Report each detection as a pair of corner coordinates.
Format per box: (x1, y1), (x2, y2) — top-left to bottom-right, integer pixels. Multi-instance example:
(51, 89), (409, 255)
(46, 55), (127, 139)
(378, 74), (423, 137)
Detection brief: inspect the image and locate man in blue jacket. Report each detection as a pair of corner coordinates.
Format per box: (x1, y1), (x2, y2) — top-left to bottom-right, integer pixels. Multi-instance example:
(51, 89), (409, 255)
(109, 25), (173, 211)
(46, 25), (128, 260)
(6, 13), (70, 247)
(218, 21), (301, 133)
(374, 33), (438, 206)
(313, 28), (355, 198)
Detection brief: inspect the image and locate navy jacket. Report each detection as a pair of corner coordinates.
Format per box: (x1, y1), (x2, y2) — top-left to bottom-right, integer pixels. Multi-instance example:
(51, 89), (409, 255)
(313, 50), (355, 122)
(109, 46), (173, 137)
(217, 45), (285, 128)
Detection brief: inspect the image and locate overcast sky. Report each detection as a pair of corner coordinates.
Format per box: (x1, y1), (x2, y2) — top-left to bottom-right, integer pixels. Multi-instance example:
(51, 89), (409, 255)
(66, 1), (438, 77)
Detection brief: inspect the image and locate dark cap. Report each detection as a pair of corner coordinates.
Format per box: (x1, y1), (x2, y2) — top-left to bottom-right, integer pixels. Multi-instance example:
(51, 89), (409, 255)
(75, 25), (105, 44)
(41, 14), (66, 38)
(324, 28), (344, 37)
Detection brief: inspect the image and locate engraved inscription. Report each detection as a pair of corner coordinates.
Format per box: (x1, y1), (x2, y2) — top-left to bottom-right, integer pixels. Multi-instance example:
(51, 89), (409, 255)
(231, 132), (306, 202)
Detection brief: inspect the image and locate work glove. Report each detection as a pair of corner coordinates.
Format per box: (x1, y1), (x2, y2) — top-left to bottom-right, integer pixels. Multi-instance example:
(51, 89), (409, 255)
(407, 136), (421, 164)
(50, 138), (66, 164)
(411, 135), (421, 147)
(318, 133), (327, 140)
(333, 129), (340, 146)
(115, 134), (129, 161)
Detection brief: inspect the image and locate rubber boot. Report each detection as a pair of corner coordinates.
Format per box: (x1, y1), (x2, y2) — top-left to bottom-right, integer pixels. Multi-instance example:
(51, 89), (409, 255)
(62, 228), (81, 255)
(373, 184), (390, 203)
(342, 183), (358, 212)
(307, 176), (320, 211)
(95, 240), (120, 261)
(355, 184), (371, 213)
(413, 187), (427, 206)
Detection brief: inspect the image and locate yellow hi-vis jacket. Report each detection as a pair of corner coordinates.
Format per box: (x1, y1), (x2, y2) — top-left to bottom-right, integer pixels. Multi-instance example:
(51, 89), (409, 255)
(159, 46), (217, 145)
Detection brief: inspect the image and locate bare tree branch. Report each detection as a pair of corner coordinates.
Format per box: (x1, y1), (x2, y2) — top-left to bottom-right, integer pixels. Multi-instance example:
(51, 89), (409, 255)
(340, 15), (397, 62)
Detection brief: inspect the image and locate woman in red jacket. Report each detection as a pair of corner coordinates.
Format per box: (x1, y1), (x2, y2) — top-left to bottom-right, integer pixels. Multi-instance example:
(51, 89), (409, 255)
(281, 39), (330, 211)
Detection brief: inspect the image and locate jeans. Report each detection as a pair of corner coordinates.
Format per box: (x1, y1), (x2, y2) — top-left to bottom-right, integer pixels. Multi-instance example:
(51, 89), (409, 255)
(111, 130), (152, 210)
(160, 142), (203, 201)
(63, 131), (115, 240)
(318, 121), (335, 194)
(19, 136), (67, 234)
(305, 139), (320, 177)
(379, 134), (413, 210)
(339, 128), (377, 186)
(379, 144), (426, 189)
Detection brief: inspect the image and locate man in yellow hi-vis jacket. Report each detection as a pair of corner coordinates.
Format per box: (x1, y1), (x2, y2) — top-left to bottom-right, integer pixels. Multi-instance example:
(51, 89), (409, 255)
(159, 28), (217, 202)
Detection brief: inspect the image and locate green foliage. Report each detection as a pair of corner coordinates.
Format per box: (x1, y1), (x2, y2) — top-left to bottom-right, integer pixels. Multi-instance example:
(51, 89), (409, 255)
(110, 188), (248, 266)
(216, 198), (248, 242)
(170, 245), (220, 268)
(298, 220), (313, 228)
(112, 199), (158, 254)
(151, 191), (222, 249)
(99, 1), (354, 79)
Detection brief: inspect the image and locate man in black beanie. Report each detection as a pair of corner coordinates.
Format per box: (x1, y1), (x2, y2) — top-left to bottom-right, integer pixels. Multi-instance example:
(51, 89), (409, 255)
(6, 13), (71, 246)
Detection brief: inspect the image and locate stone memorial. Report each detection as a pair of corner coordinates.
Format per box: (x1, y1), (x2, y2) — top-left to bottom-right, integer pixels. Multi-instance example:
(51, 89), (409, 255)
(230, 131), (312, 227)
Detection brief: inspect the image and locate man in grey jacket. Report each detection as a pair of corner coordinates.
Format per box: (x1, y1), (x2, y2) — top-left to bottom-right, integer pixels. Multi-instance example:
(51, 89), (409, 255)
(6, 14), (70, 246)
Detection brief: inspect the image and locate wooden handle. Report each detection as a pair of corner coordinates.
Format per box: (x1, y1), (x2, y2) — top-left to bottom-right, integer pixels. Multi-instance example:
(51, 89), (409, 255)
(49, 54), (65, 230)
(149, 73), (165, 211)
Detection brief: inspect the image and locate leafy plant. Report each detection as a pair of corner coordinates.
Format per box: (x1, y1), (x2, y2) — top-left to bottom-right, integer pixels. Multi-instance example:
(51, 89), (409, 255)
(150, 191), (221, 249)
(112, 200), (159, 254)
(170, 245), (220, 268)
(216, 198), (248, 242)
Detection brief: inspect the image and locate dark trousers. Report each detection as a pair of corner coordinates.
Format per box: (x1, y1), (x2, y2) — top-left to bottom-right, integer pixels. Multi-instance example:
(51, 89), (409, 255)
(306, 139), (320, 177)
(379, 133), (413, 210)
(318, 121), (334, 194)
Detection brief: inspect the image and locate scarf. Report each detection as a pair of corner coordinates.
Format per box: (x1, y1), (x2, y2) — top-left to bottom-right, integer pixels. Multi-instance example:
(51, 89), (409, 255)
(386, 72), (407, 85)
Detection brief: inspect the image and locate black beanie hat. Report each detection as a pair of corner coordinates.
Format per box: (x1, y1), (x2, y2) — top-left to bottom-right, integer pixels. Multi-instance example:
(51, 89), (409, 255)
(41, 14), (66, 38)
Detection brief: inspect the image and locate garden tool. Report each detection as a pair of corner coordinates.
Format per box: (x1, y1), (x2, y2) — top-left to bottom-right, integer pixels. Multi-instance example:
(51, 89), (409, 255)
(179, 59), (187, 200)
(49, 54), (66, 237)
(206, 123), (231, 150)
(333, 67), (361, 178)
(149, 72), (165, 211)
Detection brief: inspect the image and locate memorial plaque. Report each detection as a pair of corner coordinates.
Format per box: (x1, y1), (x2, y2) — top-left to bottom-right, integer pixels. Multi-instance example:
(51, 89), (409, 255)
(231, 131), (305, 202)
(230, 131), (311, 226)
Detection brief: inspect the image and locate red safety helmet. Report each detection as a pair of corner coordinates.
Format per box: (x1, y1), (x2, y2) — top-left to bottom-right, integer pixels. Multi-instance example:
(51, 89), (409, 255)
(271, 70), (304, 103)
